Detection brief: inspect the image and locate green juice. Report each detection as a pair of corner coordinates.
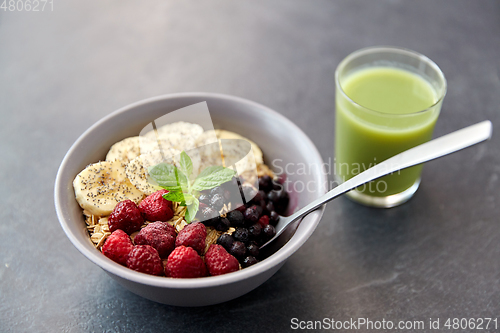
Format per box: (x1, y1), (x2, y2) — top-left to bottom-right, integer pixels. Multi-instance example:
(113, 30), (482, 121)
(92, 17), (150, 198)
(335, 67), (440, 197)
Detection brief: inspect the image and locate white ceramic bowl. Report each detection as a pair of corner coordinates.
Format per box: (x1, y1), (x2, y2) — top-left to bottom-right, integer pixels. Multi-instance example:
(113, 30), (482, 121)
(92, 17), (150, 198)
(54, 93), (327, 306)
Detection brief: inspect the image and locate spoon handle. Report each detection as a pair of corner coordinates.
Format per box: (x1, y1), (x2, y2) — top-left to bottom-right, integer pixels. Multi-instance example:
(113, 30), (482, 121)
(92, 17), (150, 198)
(278, 120), (492, 233)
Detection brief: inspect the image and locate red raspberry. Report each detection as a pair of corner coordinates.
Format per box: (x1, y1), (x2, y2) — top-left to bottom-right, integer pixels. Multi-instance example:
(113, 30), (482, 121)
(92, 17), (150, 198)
(102, 229), (134, 265)
(205, 244), (239, 276)
(134, 222), (175, 259)
(126, 245), (164, 276)
(138, 190), (174, 222)
(258, 215), (270, 227)
(175, 222), (206, 255)
(166, 246), (206, 278)
(142, 221), (176, 238)
(108, 200), (144, 234)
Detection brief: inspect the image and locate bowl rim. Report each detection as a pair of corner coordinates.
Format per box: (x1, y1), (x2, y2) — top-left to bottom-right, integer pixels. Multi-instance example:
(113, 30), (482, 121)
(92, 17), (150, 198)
(54, 92), (327, 289)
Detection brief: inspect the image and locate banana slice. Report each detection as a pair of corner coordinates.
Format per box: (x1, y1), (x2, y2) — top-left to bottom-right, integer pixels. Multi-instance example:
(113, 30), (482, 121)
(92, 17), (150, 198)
(215, 130), (263, 165)
(73, 160), (145, 216)
(105, 136), (158, 163)
(194, 129), (263, 175)
(144, 121), (204, 151)
(126, 149), (181, 195)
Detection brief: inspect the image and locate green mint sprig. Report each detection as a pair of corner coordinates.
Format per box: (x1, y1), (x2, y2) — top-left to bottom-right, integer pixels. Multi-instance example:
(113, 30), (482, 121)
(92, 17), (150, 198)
(148, 151), (236, 222)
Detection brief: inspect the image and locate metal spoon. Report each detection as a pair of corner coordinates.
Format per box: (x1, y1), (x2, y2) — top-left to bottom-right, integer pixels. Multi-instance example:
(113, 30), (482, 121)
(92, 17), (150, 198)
(260, 120), (492, 249)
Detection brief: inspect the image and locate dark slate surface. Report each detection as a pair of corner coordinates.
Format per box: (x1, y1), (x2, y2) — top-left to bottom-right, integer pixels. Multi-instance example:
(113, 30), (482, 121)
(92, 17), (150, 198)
(1, 0), (499, 332)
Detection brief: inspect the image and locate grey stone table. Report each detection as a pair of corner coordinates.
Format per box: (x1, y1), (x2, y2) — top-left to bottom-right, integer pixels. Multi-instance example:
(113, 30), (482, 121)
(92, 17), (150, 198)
(1, 0), (499, 332)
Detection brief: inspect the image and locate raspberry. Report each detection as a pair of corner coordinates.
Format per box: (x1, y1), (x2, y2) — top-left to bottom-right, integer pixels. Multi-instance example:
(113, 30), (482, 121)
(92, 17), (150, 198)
(126, 245), (164, 276)
(205, 244), (239, 276)
(166, 246), (206, 278)
(258, 215), (269, 227)
(138, 190), (174, 222)
(108, 200), (144, 234)
(175, 222), (206, 255)
(134, 222), (175, 259)
(141, 221), (176, 238)
(102, 229), (134, 265)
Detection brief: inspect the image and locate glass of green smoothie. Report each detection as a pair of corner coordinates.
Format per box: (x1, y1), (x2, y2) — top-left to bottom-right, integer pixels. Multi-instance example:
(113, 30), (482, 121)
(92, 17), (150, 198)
(335, 46), (447, 207)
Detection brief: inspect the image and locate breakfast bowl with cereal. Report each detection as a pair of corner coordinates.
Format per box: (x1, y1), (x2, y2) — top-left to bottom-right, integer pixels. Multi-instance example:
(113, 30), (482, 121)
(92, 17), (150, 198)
(55, 93), (327, 306)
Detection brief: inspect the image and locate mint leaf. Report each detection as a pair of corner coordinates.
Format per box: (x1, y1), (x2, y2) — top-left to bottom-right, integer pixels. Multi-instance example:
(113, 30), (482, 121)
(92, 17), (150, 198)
(175, 168), (189, 191)
(192, 166), (236, 191)
(162, 191), (186, 202)
(163, 191), (195, 206)
(184, 197), (199, 223)
(179, 151), (193, 178)
(148, 163), (182, 191)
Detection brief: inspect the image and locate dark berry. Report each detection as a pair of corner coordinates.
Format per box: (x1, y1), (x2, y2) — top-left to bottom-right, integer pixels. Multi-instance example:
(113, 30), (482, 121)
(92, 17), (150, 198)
(216, 233), (234, 251)
(258, 175), (273, 192)
(270, 211), (280, 224)
(263, 224), (276, 239)
(233, 227), (250, 243)
(198, 193), (211, 205)
(248, 223), (262, 238)
(210, 186), (225, 197)
(235, 203), (246, 213)
(242, 184), (257, 202)
(230, 241), (247, 258)
(210, 193), (225, 211)
(216, 217), (231, 232)
(200, 206), (220, 226)
(247, 242), (260, 257)
(272, 181), (282, 191)
(265, 202), (275, 214)
(275, 190), (290, 215)
(255, 205), (263, 217)
(268, 190), (280, 203)
(227, 210), (245, 227)
(244, 206), (260, 224)
(242, 256), (259, 268)
(253, 190), (265, 202)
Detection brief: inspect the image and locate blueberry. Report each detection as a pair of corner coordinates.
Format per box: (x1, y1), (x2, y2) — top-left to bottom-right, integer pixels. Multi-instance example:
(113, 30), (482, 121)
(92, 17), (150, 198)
(216, 234), (234, 251)
(244, 206), (260, 224)
(198, 193), (211, 205)
(269, 211), (280, 224)
(258, 175), (273, 192)
(210, 193), (225, 211)
(242, 184), (257, 202)
(275, 190), (290, 215)
(263, 224), (276, 240)
(233, 227), (250, 243)
(223, 189), (232, 201)
(201, 206), (220, 226)
(210, 186), (225, 197)
(273, 181), (282, 191)
(247, 242), (260, 257)
(227, 210), (245, 227)
(265, 202), (275, 214)
(268, 190), (280, 203)
(216, 217), (231, 232)
(242, 256), (259, 268)
(248, 223), (262, 238)
(230, 241), (247, 258)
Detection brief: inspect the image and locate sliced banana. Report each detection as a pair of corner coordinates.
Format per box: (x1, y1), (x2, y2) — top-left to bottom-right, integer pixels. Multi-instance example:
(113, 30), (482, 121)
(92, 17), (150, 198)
(126, 148), (181, 195)
(215, 130), (263, 165)
(194, 129), (263, 175)
(144, 121), (204, 152)
(73, 160), (145, 216)
(105, 136), (158, 163)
